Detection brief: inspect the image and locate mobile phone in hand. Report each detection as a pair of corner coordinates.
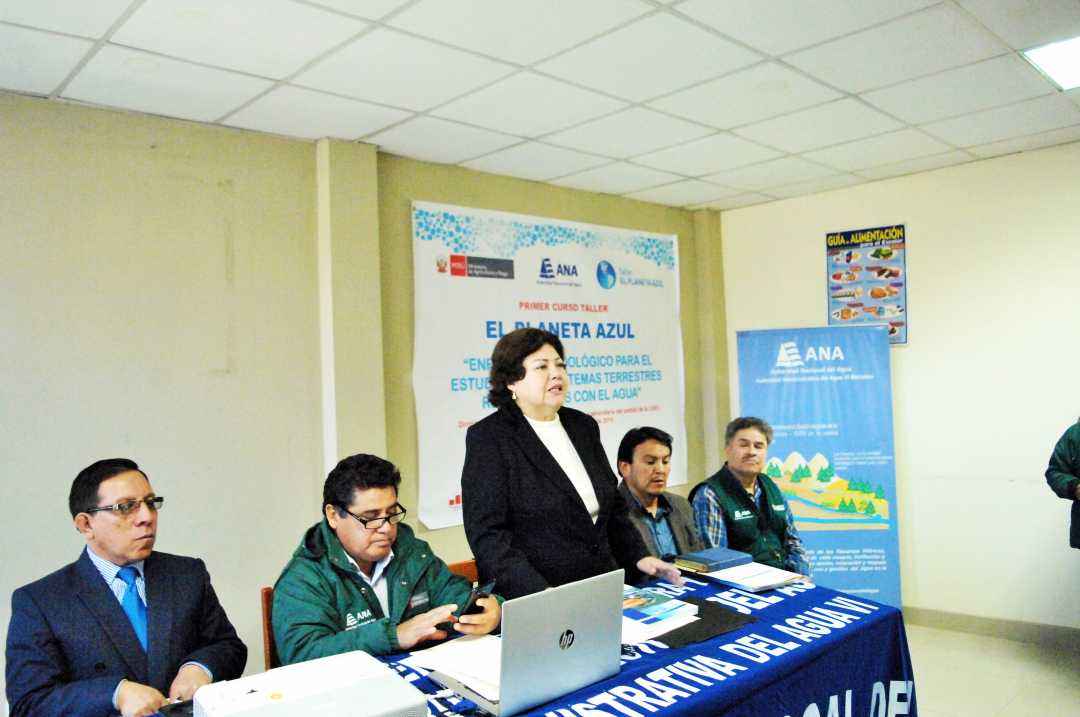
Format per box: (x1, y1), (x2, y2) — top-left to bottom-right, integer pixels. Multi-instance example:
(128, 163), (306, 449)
(436, 579), (496, 632)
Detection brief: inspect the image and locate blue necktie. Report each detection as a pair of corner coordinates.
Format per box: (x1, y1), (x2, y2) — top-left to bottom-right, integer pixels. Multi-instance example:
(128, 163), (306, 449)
(117, 566), (148, 653)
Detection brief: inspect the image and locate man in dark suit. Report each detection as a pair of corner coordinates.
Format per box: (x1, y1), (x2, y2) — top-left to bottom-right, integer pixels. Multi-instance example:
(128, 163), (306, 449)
(616, 427), (704, 559)
(5, 458), (246, 717)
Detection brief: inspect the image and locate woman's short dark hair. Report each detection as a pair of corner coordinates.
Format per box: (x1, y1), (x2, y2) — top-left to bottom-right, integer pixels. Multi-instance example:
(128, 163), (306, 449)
(487, 328), (565, 409)
(617, 426), (673, 465)
(69, 458), (146, 517)
(323, 453), (401, 512)
(724, 416), (774, 445)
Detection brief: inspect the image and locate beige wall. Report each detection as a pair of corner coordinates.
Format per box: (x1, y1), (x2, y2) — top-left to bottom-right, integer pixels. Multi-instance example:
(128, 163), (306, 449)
(376, 155), (726, 560)
(720, 142), (1080, 629)
(0, 92), (326, 698)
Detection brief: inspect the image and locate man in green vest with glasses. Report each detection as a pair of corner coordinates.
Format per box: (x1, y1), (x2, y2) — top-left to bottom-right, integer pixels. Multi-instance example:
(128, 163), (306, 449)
(690, 417), (810, 575)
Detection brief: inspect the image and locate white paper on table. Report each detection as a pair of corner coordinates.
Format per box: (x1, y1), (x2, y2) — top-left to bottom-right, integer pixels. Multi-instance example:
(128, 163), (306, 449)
(704, 562), (803, 592)
(400, 634), (502, 701)
(621, 613), (699, 644)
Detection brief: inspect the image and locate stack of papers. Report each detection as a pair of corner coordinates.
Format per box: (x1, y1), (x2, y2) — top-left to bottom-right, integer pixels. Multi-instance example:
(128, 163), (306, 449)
(702, 562), (805, 592)
(621, 586), (699, 644)
(400, 634), (502, 701)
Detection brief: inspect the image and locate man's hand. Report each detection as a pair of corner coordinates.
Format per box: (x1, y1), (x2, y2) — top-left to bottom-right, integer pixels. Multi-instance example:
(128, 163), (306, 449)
(636, 556), (684, 586)
(454, 596), (501, 636)
(396, 604), (456, 650)
(116, 679), (168, 717)
(169, 663), (212, 701)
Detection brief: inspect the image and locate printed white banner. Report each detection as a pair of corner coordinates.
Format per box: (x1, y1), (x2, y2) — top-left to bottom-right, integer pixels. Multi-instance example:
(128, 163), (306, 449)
(412, 202), (686, 529)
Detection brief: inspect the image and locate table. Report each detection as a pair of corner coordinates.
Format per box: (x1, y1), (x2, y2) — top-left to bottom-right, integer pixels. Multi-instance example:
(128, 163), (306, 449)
(386, 577), (917, 717)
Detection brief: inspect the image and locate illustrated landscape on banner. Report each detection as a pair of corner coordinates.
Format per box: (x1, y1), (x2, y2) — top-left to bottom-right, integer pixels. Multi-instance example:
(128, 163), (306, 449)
(737, 326), (901, 606)
(413, 202), (686, 530)
(826, 224), (908, 344)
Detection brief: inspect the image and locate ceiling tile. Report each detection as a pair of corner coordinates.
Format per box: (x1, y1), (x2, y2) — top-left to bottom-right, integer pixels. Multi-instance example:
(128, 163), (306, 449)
(957, 0), (1080, 48)
(734, 98), (903, 153)
(786, 4), (1007, 93)
(856, 150), (974, 180)
(967, 124), (1080, 158)
(701, 156), (835, 190)
(536, 13), (759, 102)
(432, 72), (626, 137)
(677, 0), (937, 56)
(626, 180), (738, 207)
(224, 85), (409, 139)
(634, 133), (782, 175)
(802, 129), (952, 171)
(462, 142), (611, 181)
(388, 0), (650, 65)
(861, 54), (1054, 125)
(303, 1), (412, 21)
(691, 192), (774, 211)
(113, 0), (366, 79)
(295, 28), (514, 111)
(921, 94), (1080, 146)
(0, 24), (91, 95)
(62, 45), (273, 122)
(552, 162), (682, 195)
(0, 0), (131, 37)
(544, 107), (712, 158)
(648, 62), (841, 129)
(766, 174), (864, 199)
(366, 116), (519, 164)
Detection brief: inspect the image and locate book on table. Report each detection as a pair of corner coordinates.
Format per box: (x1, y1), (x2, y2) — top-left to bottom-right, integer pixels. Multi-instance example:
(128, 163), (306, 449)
(674, 546), (753, 573)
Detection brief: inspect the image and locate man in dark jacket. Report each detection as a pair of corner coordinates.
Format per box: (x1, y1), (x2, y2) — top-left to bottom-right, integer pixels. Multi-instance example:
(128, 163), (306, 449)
(690, 417), (810, 575)
(616, 427), (704, 559)
(1045, 419), (1080, 549)
(272, 454), (500, 664)
(5, 458), (246, 717)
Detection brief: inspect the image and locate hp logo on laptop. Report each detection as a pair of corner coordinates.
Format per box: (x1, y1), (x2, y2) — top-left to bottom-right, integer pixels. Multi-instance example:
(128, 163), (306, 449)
(558, 629), (575, 650)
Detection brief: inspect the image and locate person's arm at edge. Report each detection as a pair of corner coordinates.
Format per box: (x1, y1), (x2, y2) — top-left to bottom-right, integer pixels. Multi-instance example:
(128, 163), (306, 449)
(1046, 424), (1080, 500)
(780, 495), (812, 576)
(272, 561), (398, 663)
(691, 486), (727, 550)
(461, 422), (549, 598)
(6, 587), (118, 717)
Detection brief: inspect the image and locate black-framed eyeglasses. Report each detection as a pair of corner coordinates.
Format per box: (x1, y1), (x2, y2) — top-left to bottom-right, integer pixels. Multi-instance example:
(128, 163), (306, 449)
(341, 504), (407, 531)
(85, 497), (165, 517)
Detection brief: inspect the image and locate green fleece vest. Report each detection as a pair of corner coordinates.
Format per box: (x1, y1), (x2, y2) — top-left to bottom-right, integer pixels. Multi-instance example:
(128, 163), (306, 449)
(697, 468), (789, 568)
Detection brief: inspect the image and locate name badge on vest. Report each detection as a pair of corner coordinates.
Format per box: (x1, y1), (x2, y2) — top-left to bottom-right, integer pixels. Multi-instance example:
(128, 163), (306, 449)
(734, 509), (754, 520)
(408, 590), (430, 611)
(772, 503), (786, 512)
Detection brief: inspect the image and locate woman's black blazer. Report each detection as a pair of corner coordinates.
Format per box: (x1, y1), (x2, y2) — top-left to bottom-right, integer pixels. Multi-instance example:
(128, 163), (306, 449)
(461, 405), (647, 599)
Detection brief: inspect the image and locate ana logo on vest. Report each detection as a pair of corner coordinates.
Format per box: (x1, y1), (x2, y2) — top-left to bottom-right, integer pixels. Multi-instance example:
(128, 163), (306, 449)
(559, 629), (575, 650)
(734, 509), (755, 520)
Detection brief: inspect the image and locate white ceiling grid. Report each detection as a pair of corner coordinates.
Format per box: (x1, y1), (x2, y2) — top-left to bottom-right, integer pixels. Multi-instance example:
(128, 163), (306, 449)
(2, 0), (1079, 208)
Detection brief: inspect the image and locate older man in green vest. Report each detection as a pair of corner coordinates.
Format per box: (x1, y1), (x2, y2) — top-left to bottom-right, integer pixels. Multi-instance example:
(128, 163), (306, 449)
(690, 417), (810, 575)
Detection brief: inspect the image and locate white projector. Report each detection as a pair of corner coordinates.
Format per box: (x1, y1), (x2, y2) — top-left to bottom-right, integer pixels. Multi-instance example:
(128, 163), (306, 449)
(194, 650), (428, 717)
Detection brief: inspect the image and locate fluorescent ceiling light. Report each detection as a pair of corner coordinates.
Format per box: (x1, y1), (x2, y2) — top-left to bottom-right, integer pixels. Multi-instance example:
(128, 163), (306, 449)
(1023, 35), (1080, 90)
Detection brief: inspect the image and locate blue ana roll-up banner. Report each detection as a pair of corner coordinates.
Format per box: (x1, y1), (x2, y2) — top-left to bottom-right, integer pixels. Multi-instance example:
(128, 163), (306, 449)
(736, 326), (901, 607)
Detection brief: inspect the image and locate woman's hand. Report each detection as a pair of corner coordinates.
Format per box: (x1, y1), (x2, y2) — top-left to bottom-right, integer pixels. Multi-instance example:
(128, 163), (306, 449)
(636, 556), (684, 586)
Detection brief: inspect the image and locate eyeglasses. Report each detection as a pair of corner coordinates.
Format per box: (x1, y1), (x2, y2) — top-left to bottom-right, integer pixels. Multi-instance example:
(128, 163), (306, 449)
(341, 505), (407, 531)
(85, 497), (165, 517)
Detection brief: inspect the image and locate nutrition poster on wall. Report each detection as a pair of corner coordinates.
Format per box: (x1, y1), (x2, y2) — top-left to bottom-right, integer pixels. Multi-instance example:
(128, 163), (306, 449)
(826, 224), (907, 344)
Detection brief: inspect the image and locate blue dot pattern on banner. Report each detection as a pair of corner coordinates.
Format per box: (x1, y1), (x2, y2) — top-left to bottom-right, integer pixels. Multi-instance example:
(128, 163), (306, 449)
(413, 207), (675, 269)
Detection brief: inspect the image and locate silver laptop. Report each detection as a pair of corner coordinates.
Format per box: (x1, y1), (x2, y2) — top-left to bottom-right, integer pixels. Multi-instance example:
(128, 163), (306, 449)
(429, 569), (623, 716)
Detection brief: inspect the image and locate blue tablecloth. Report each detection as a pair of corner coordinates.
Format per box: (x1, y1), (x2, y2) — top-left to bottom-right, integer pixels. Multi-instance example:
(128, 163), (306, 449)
(386, 578), (917, 717)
